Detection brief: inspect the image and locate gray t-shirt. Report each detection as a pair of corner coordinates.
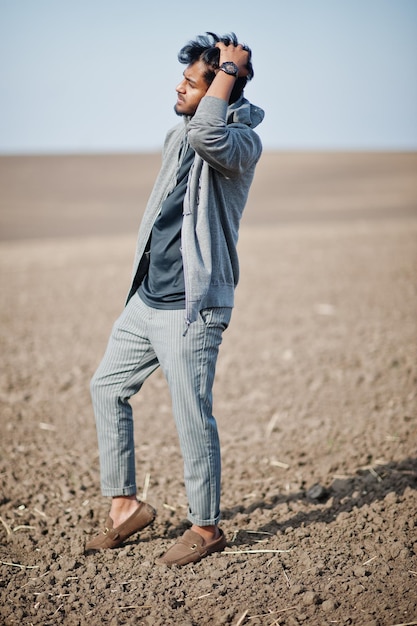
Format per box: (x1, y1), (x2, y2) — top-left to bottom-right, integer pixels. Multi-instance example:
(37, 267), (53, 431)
(138, 146), (195, 309)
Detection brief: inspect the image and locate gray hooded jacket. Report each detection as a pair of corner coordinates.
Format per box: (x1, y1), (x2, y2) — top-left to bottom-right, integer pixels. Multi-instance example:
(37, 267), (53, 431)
(126, 94), (264, 331)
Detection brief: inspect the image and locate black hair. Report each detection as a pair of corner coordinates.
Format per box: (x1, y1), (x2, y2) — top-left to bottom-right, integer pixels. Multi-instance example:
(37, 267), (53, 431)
(178, 32), (254, 104)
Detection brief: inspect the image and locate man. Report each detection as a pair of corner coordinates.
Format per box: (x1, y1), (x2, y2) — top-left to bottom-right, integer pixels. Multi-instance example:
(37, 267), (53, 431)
(86, 32), (264, 566)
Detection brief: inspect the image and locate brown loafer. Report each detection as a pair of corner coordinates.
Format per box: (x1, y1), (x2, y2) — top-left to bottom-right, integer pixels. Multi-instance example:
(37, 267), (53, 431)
(158, 528), (227, 566)
(85, 501), (156, 553)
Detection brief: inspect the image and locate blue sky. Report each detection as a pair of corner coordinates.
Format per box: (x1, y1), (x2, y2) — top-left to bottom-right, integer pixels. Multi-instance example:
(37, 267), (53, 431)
(1, 0), (416, 153)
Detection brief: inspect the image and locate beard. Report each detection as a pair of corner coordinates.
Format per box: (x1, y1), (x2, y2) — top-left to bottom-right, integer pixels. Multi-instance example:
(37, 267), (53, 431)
(174, 99), (198, 118)
(174, 104), (186, 117)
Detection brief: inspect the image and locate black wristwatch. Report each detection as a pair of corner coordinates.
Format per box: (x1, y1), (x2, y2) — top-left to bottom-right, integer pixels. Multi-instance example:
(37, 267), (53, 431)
(219, 61), (239, 77)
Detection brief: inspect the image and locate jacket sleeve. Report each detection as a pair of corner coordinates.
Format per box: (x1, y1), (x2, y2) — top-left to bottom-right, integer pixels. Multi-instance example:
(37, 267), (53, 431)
(187, 96), (262, 178)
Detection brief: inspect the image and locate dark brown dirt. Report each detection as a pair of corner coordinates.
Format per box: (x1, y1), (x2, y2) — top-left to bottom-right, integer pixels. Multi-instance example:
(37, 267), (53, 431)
(0, 153), (416, 625)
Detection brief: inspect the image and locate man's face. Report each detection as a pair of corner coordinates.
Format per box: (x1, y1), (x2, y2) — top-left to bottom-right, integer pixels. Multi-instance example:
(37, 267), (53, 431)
(174, 60), (210, 117)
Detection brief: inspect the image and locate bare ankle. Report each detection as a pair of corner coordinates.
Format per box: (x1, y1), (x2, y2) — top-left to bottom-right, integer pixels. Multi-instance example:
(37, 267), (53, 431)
(191, 524), (219, 541)
(110, 496), (139, 526)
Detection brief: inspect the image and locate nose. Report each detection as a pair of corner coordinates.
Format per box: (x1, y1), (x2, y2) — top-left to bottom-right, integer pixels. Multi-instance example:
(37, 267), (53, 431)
(176, 78), (186, 93)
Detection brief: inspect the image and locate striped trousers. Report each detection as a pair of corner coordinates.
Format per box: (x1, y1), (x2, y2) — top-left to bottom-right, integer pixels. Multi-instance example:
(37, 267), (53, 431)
(90, 293), (232, 526)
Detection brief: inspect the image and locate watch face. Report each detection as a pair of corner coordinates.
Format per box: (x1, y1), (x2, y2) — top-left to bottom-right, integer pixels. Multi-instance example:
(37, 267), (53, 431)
(221, 62), (238, 76)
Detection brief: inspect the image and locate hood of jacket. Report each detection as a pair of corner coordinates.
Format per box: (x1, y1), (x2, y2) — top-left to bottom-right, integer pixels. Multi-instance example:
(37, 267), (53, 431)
(183, 94), (265, 132)
(226, 95), (265, 129)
